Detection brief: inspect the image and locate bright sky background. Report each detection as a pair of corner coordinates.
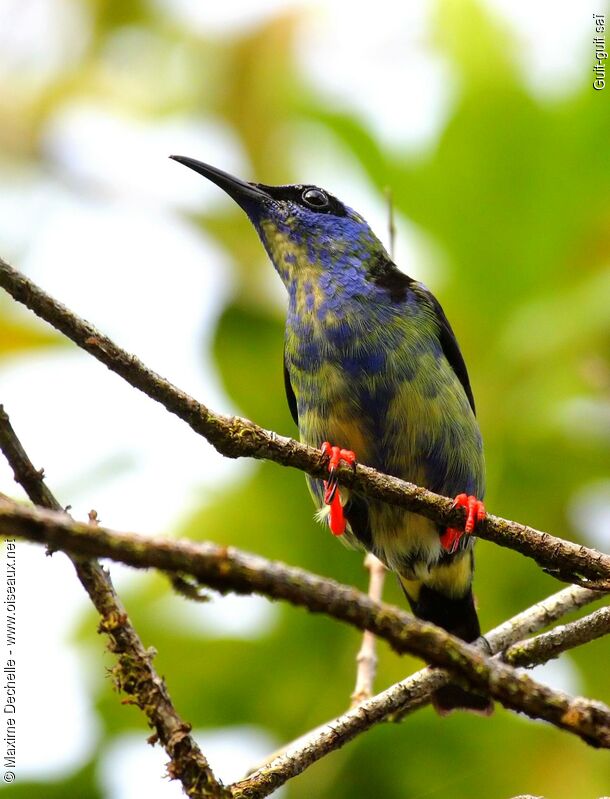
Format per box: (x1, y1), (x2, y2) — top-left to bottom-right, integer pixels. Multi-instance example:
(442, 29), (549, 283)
(0, 0), (604, 795)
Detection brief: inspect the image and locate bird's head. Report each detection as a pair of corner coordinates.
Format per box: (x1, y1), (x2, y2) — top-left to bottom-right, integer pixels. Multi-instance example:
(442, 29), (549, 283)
(170, 157), (397, 303)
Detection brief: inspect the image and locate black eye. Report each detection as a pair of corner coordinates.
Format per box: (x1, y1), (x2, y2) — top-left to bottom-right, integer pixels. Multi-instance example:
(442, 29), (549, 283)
(302, 188), (329, 209)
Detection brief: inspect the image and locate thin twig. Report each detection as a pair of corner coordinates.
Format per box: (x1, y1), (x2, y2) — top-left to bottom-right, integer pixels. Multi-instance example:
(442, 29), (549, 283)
(356, 155), (393, 720)
(504, 606), (610, 668)
(351, 554), (386, 705)
(0, 257), (608, 589)
(0, 499), (609, 752)
(385, 186), (396, 259)
(0, 406), (229, 799)
(234, 584), (607, 798)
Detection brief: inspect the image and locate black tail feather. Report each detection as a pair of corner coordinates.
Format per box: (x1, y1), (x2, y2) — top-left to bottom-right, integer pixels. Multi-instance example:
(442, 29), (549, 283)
(404, 582), (493, 715)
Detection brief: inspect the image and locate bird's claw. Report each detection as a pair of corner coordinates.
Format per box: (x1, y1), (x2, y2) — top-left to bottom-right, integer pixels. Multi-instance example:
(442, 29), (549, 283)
(321, 441), (356, 536)
(440, 494), (486, 554)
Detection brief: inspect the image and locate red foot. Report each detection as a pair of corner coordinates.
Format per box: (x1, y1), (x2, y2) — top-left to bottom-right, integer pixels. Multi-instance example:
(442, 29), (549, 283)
(440, 494), (486, 554)
(321, 442), (356, 536)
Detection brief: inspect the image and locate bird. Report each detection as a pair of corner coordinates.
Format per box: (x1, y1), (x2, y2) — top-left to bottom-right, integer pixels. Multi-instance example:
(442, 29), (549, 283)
(171, 155), (491, 714)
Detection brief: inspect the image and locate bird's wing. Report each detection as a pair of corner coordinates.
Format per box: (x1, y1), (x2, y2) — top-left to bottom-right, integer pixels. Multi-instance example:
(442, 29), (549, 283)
(283, 346), (299, 426)
(415, 284), (476, 415)
(369, 254), (476, 415)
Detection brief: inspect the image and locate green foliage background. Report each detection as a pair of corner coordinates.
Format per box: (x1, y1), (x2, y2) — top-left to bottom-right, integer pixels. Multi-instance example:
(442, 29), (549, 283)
(1, 2), (609, 797)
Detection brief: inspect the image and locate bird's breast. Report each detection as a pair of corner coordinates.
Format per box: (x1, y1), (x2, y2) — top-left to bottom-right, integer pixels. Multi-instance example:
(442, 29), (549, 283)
(285, 300), (483, 492)
(284, 317), (419, 473)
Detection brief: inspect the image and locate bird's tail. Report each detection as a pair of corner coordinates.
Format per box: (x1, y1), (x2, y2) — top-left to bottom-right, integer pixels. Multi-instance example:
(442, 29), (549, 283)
(400, 578), (493, 716)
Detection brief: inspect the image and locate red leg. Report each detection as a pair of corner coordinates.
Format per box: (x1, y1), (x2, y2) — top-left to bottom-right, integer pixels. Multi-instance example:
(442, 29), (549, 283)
(440, 493), (486, 554)
(321, 441), (357, 536)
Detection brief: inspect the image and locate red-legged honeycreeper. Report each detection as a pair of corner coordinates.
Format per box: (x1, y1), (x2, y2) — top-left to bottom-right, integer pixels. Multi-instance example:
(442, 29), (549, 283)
(171, 156), (491, 714)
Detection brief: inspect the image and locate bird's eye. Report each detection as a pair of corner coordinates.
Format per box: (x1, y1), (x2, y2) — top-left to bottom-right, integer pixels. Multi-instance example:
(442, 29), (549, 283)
(301, 188), (329, 209)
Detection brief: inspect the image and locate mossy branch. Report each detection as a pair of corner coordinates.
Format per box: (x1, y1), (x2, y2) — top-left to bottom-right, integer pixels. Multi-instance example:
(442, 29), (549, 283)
(0, 406), (230, 799)
(2, 254), (610, 795)
(0, 256), (608, 590)
(235, 584), (607, 798)
(1, 497), (609, 753)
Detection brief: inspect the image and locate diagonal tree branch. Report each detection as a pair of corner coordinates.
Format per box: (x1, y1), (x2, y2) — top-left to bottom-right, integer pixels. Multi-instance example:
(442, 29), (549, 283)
(234, 584), (607, 798)
(1, 498), (609, 752)
(0, 406), (230, 799)
(0, 256), (608, 589)
(504, 605), (610, 668)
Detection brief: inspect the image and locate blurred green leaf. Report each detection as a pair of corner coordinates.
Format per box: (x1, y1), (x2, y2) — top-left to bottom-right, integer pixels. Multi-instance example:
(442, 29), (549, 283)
(0, 304), (66, 357)
(213, 302), (293, 433)
(215, 14), (303, 177)
(2, 759), (102, 799)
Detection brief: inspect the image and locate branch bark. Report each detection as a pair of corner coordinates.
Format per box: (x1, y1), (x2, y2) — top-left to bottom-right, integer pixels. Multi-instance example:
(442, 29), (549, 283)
(1, 257), (609, 589)
(0, 406), (230, 799)
(234, 584), (607, 798)
(504, 606), (610, 668)
(1, 498), (609, 753)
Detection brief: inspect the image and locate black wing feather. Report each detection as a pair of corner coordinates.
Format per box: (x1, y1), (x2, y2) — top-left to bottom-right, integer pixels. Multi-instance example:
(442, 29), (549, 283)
(283, 348), (299, 426)
(418, 286), (476, 414)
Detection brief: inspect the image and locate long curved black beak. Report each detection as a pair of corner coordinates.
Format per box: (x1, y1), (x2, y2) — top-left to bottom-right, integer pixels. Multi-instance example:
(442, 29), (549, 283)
(170, 156), (271, 207)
